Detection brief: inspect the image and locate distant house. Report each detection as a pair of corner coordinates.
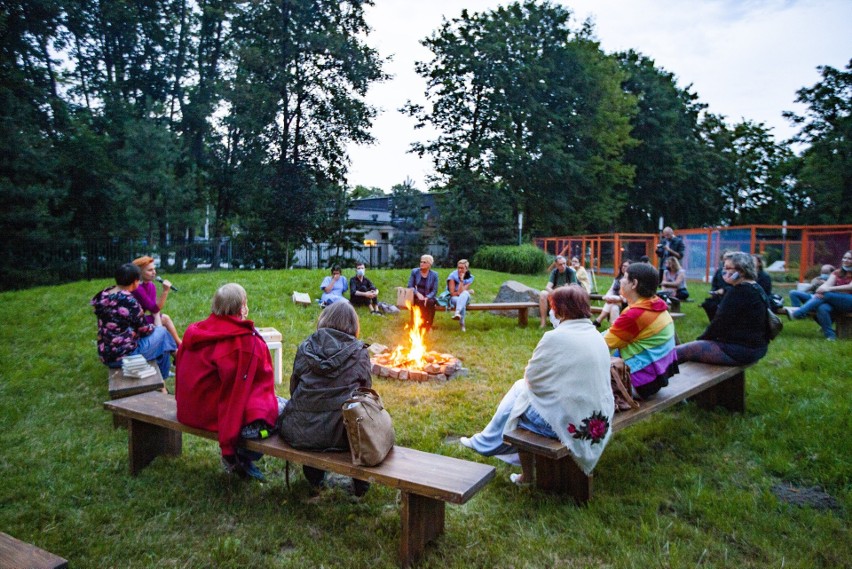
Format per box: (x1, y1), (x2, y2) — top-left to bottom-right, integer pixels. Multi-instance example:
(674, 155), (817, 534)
(290, 193), (446, 268)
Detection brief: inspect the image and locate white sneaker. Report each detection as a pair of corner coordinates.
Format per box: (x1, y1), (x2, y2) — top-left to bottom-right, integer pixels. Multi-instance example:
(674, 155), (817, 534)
(459, 436), (474, 449)
(509, 473), (529, 486)
(452, 312), (461, 320)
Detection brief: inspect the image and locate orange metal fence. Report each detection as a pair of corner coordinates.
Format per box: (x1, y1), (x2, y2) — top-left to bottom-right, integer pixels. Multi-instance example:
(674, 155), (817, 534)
(535, 225), (852, 283)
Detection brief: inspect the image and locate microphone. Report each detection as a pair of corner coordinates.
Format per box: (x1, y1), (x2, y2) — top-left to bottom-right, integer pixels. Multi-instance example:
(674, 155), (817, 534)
(156, 276), (178, 292)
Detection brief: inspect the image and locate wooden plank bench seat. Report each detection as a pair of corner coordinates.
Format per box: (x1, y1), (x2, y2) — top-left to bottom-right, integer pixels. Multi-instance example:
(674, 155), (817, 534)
(590, 306), (685, 320)
(108, 363), (165, 428)
(0, 532), (67, 569)
(408, 301), (539, 327)
(104, 391), (495, 567)
(503, 361), (748, 504)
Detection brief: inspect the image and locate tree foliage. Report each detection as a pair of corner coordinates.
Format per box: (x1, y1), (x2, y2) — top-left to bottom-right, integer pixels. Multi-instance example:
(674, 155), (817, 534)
(404, 1), (636, 248)
(784, 59), (852, 224)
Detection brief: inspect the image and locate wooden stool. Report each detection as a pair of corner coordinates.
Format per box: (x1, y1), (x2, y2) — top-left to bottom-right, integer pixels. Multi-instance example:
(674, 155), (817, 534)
(0, 532), (68, 569)
(257, 327), (283, 385)
(108, 364), (165, 429)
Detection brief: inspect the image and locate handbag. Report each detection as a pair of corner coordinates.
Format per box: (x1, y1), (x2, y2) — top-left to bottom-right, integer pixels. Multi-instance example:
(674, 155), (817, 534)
(396, 287), (414, 309)
(610, 357), (639, 412)
(753, 283), (782, 340)
(436, 290), (451, 308)
(342, 388), (395, 466)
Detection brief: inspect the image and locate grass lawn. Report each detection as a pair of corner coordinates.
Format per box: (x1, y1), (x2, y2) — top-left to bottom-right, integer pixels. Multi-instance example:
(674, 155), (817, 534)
(1, 268), (848, 568)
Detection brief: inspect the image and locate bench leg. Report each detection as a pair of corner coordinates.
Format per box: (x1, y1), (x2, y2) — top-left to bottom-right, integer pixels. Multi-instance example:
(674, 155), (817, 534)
(517, 308), (528, 327)
(399, 492), (445, 567)
(128, 419), (182, 476)
(692, 370), (745, 413)
(525, 451), (593, 505)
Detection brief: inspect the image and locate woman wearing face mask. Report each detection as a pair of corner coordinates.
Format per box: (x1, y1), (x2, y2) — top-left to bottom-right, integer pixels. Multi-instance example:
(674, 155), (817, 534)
(785, 251), (852, 341)
(676, 252), (769, 365)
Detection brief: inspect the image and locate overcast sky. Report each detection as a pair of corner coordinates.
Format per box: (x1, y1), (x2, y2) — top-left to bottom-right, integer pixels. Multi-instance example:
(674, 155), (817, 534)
(345, 0), (852, 191)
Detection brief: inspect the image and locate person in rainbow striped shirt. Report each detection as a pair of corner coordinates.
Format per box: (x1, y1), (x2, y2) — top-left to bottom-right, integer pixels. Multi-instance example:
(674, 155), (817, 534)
(602, 262), (679, 399)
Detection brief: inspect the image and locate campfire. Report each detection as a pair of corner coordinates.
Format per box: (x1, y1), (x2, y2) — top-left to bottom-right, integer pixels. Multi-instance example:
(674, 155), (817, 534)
(370, 303), (464, 382)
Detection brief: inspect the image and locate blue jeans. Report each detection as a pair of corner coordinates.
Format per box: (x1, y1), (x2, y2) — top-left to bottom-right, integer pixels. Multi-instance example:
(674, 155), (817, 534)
(131, 326), (178, 377)
(467, 379), (556, 456)
(450, 291), (471, 323)
(793, 292), (851, 339)
(789, 290), (811, 307)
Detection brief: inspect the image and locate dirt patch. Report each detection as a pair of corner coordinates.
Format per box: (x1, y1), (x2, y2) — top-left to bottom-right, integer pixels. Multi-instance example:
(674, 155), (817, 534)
(771, 484), (842, 513)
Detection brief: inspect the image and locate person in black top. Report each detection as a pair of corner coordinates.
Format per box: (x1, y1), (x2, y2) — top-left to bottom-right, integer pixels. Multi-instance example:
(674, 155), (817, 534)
(701, 250), (734, 321)
(655, 227), (685, 282)
(539, 255), (577, 328)
(349, 262), (380, 314)
(676, 252), (769, 365)
(753, 254), (772, 295)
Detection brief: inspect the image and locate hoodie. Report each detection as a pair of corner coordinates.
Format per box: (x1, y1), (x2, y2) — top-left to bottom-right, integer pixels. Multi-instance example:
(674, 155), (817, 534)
(279, 327), (371, 451)
(175, 313), (278, 456)
(603, 296), (679, 395)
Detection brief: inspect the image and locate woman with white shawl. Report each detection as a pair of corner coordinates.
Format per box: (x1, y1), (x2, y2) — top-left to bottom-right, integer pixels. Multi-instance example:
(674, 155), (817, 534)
(460, 285), (614, 484)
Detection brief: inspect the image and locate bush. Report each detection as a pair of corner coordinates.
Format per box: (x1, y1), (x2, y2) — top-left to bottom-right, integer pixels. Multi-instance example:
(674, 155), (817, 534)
(472, 244), (548, 274)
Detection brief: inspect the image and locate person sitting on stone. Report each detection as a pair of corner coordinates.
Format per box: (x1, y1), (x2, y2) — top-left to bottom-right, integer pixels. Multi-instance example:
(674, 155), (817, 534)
(539, 255), (577, 328)
(349, 262), (380, 314)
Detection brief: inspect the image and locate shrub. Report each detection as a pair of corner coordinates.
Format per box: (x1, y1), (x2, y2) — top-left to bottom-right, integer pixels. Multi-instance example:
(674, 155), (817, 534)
(472, 244), (549, 274)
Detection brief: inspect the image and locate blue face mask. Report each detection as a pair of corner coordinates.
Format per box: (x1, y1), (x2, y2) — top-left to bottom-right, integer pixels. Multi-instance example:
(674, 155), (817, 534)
(819, 274), (831, 280)
(356, 269), (365, 277)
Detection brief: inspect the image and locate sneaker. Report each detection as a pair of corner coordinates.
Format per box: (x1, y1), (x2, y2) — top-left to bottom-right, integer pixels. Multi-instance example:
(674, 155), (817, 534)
(783, 306), (797, 321)
(240, 419), (276, 440)
(460, 325), (466, 332)
(452, 312), (461, 320)
(240, 459), (266, 482)
(459, 436), (474, 449)
(509, 473), (530, 486)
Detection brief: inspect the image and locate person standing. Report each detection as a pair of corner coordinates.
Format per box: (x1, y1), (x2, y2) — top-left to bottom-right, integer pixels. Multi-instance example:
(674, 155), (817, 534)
(407, 254), (439, 331)
(655, 226), (684, 281)
(349, 262), (380, 314)
(539, 255), (577, 328)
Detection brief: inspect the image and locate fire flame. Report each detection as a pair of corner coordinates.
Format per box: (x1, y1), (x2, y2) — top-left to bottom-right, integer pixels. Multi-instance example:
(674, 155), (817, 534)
(387, 302), (428, 370)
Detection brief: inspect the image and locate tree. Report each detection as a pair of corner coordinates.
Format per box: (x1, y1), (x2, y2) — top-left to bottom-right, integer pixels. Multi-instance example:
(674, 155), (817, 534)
(405, 1), (636, 243)
(615, 51), (719, 231)
(784, 59), (852, 224)
(390, 180), (425, 267)
(224, 0), (387, 257)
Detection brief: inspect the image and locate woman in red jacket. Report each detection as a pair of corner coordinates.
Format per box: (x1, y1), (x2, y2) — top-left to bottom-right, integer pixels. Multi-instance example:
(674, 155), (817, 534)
(175, 283), (280, 481)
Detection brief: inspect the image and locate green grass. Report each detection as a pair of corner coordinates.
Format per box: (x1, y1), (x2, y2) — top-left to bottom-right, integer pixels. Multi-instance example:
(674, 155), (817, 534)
(1, 269), (849, 568)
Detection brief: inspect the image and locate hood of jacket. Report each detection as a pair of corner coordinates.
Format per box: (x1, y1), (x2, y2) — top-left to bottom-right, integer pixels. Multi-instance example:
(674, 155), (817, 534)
(182, 314), (256, 351)
(630, 296), (670, 313)
(300, 328), (365, 376)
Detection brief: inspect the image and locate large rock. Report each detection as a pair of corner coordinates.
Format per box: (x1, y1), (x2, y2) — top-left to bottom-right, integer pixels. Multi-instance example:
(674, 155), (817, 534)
(491, 280), (540, 318)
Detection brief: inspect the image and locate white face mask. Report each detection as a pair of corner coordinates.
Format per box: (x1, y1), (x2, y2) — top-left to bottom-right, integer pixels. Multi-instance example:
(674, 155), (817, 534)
(356, 269), (365, 276)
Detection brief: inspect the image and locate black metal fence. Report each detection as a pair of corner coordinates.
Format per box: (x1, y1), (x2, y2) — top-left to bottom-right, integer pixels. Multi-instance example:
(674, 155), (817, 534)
(0, 237), (448, 291)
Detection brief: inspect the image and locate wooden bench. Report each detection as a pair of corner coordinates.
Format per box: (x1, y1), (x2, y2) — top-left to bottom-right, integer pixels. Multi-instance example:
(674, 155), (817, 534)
(108, 364), (165, 428)
(445, 301), (539, 327)
(104, 391), (495, 567)
(0, 532), (67, 569)
(590, 306), (684, 320)
(503, 361), (748, 504)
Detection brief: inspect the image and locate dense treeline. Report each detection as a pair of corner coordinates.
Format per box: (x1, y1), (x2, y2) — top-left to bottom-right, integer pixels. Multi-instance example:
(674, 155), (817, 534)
(1, 0), (849, 285)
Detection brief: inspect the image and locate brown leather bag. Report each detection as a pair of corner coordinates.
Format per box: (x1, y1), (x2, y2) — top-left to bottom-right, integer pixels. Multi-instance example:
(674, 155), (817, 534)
(611, 357), (639, 412)
(342, 388), (395, 466)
